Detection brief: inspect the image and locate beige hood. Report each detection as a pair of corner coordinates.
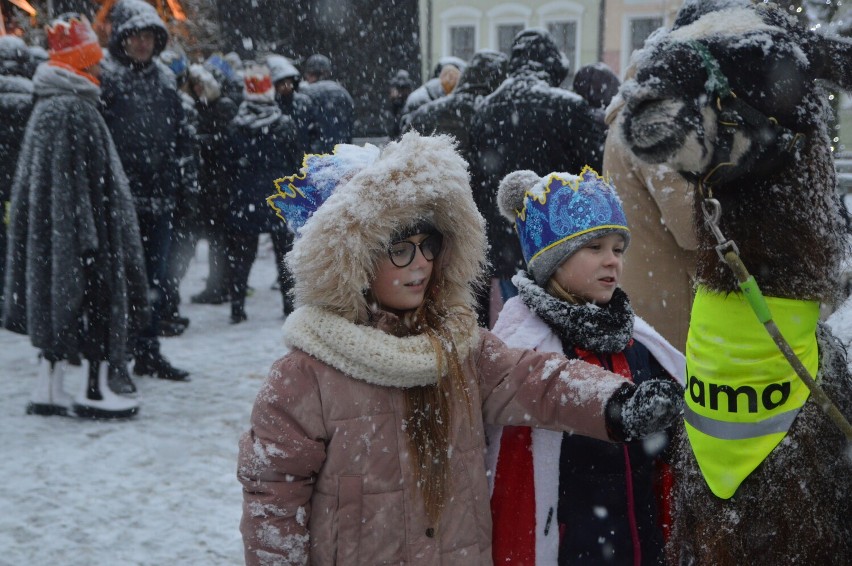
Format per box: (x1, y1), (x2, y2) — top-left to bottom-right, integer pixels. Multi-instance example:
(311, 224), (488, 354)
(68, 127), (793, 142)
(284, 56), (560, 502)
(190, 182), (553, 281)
(286, 132), (488, 323)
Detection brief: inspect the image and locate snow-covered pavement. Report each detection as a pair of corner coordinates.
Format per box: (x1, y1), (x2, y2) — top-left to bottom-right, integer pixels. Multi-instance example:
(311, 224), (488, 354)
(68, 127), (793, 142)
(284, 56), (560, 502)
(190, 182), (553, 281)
(4, 235), (852, 565)
(0, 239), (287, 565)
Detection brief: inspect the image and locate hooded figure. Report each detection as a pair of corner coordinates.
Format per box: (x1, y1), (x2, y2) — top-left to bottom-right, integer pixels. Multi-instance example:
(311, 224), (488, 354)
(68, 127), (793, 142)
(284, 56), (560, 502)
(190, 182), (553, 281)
(399, 55), (468, 130)
(267, 53), (315, 153)
(299, 53), (354, 153)
(573, 62), (621, 124)
(223, 65), (300, 323)
(406, 49), (508, 165)
(100, 0), (190, 378)
(0, 35), (35, 306)
(470, 29), (607, 285)
(3, 14), (148, 419)
(237, 132), (684, 564)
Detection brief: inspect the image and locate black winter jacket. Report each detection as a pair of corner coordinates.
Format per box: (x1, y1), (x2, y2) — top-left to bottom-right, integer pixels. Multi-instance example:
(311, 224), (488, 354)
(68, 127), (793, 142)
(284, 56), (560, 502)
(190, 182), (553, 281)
(100, 0), (187, 213)
(224, 103), (299, 234)
(0, 75), (33, 204)
(406, 50), (507, 166)
(300, 79), (354, 154)
(471, 30), (607, 278)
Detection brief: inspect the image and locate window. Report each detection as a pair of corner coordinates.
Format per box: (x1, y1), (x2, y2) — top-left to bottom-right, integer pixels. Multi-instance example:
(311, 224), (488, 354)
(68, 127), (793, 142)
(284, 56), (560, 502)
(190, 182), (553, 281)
(629, 17), (663, 53)
(547, 21), (577, 69)
(497, 23), (525, 56)
(450, 25), (476, 62)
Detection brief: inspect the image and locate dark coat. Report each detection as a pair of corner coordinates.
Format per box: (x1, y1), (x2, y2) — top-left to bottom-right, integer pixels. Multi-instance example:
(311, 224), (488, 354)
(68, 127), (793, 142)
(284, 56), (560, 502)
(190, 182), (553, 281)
(2, 63), (149, 365)
(406, 50), (507, 165)
(195, 95), (238, 209)
(470, 30), (607, 278)
(276, 89), (315, 156)
(101, 0), (186, 214)
(0, 74), (33, 204)
(300, 79), (354, 154)
(224, 102), (300, 234)
(557, 339), (667, 565)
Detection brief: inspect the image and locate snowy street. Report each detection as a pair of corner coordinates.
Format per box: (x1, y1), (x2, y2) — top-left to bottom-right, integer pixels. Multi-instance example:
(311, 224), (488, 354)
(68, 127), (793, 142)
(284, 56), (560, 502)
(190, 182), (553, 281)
(3, 241), (852, 565)
(0, 239), (286, 565)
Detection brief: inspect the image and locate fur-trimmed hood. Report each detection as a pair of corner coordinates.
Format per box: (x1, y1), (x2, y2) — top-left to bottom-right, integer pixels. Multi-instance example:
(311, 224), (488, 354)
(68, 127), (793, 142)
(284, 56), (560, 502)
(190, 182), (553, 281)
(286, 132), (487, 322)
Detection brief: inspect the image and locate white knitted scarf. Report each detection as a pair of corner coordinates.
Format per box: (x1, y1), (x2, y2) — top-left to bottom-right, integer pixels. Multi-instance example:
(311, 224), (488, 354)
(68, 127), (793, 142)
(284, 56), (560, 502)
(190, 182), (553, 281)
(282, 306), (479, 388)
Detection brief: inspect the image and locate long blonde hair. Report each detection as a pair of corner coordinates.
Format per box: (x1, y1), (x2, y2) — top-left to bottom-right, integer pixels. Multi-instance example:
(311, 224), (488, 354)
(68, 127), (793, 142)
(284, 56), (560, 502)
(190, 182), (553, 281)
(377, 254), (475, 528)
(546, 276), (584, 304)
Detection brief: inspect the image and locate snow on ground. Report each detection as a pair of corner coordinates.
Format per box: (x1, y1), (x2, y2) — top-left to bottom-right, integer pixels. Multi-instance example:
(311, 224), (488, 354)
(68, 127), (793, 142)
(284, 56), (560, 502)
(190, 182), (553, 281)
(4, 233), (852, 565)
(0, 238), (288, 565)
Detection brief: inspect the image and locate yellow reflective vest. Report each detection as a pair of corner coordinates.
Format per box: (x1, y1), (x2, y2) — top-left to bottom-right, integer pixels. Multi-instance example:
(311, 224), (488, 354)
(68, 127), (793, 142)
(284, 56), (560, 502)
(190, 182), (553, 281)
(685, 287), (817, 499)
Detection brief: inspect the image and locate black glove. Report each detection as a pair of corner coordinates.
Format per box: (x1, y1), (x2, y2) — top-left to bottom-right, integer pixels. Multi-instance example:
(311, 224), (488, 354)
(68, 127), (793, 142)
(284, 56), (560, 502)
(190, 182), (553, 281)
(605, 379), (684, 442)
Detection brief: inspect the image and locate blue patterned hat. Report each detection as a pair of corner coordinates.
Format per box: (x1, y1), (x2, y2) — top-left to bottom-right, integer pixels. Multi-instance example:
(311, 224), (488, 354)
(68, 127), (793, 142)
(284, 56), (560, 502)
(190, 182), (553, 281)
(497, 166), (630, 286)
(267, 143), (380, 235)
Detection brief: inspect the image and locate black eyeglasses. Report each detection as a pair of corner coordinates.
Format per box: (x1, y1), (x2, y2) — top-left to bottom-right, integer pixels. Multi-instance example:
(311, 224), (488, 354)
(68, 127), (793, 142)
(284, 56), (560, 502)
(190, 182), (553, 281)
(387, 233), (443, 268)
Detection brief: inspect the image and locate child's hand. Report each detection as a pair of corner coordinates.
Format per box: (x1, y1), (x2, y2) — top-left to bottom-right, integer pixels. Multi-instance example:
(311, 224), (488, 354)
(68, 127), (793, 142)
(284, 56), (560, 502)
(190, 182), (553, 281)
(605, 379), (684, 442)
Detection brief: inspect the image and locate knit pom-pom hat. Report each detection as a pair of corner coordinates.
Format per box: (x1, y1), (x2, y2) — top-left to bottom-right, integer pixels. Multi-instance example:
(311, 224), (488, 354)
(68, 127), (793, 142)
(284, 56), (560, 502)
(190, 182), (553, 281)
(497, 166), (630, 287)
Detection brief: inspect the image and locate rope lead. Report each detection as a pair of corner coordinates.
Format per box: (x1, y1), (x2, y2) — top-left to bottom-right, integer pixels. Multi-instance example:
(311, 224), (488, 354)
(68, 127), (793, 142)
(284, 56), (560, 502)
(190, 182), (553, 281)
(702, 198), (852, 441)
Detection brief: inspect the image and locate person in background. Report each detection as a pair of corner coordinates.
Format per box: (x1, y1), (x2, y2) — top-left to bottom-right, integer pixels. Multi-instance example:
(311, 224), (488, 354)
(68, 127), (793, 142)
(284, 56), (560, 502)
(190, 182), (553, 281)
(267, 53), (315, 314)
(470, 28), (607, 327)
(25, 45), (48, 78)
(0, 35), (34, 312)
(223, 64), (300, 323)
(300, 53), (354, 153)
(205, 52), (244, 104)
(602, 66), (696, 352)
(405, 49), (508, 327)
(237, 132), (684, 563)
(267, 53), (314, 157)
(383, 68), (414, 139)
(398, 55), (467, 131)
(572, 62), (621, 125)
(186, 62), (239, 306)
(406, 49), (507, 166)
(3, 14), (148, 418)
(159, 48), (199, 330)
(488, 166), (685, 565)
(101, 0), (188, 380)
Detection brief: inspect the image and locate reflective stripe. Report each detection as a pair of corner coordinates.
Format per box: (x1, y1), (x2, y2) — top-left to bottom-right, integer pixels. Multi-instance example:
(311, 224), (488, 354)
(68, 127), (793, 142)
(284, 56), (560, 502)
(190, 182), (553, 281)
(684, 403), (802, 440)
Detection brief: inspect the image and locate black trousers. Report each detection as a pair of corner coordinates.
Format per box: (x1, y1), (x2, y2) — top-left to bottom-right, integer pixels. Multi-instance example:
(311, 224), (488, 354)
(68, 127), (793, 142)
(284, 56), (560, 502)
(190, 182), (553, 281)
(227, 230), (292, 313)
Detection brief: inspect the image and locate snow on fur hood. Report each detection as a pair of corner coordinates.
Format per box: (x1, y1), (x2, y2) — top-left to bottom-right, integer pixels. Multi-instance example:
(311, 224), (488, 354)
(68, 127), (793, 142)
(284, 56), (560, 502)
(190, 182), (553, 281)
(286, 132), (488, 322)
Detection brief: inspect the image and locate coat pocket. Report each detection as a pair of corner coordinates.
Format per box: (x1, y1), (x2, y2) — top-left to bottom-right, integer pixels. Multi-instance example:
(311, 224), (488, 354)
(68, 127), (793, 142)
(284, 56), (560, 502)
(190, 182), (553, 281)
(337, 475), (363, 564)
(334, 476), (407, 564)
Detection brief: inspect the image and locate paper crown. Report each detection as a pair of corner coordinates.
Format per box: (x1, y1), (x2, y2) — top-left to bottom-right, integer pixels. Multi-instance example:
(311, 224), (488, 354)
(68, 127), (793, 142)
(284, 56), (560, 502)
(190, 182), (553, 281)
(514, 166), (629, 281)
(245, 71), (272, 94)
(45, 15), (102, 71)
(267, 143), (381, 234)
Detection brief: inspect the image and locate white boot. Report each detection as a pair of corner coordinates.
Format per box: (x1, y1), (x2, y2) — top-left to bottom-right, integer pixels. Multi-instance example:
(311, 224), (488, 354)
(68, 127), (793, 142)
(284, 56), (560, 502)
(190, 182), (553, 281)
(26, 359), (74, 417)
(73, 361), (139, 420)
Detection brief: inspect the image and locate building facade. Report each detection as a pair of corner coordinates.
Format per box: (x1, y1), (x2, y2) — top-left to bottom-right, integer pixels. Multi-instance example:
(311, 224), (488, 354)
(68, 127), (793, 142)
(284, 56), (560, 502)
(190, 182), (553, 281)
(419, 0), (681, 82)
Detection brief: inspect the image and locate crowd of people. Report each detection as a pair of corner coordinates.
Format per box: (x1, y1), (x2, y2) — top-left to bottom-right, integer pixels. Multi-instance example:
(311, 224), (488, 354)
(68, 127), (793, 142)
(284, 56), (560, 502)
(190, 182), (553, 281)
(0, 0), (359, 419)
(2, 1), (697, 564)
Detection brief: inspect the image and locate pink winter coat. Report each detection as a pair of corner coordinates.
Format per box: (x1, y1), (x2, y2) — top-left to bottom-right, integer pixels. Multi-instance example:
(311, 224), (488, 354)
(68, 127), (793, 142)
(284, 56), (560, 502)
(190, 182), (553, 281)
(237, 308), (628, 565)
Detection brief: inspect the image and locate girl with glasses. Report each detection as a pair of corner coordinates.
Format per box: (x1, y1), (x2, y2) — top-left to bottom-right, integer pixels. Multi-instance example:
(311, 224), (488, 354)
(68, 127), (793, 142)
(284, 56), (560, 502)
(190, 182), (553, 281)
(237, 133), (683, 565)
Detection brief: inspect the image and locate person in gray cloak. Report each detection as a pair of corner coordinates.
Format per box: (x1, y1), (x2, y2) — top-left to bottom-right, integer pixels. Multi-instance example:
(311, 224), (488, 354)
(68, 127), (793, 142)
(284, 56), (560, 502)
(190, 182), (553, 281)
(2, 13), (147, 419)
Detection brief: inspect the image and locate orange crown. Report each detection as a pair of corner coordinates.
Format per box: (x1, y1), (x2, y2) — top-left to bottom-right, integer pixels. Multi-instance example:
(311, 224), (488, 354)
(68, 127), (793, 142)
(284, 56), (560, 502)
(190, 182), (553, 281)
(45, 15), (102, 71)
(244, 73), (273, 95)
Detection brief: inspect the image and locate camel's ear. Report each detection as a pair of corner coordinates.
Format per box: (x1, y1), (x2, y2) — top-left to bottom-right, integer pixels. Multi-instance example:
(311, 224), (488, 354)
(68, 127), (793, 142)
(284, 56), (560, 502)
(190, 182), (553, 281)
(810, 33), (852, 90)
